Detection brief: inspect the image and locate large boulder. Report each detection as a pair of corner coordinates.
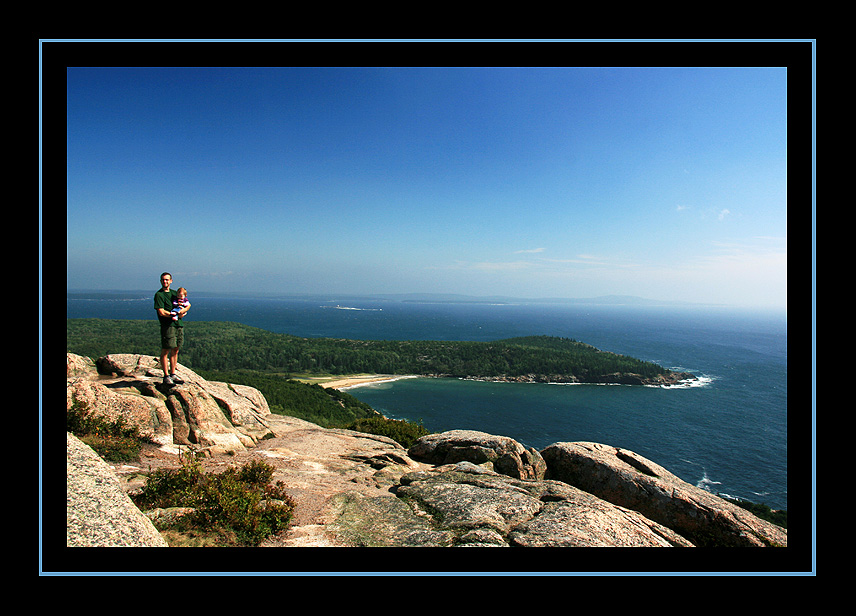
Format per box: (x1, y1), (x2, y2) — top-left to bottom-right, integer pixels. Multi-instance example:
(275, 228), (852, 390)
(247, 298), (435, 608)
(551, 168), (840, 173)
(67, 432), (168, 547)
(66, 368), (175, 446)
(66, 353), (275, 454)
(541, 441), (787, 547)
(408, 429), (547, 480)
(323, 462), (693, 547)
(66, 353), (96, 378)
(199, 380), (273, 444)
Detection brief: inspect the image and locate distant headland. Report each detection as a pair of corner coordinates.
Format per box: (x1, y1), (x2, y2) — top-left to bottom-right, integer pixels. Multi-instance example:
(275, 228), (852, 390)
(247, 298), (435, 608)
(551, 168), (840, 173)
(67, 320), (694, 388)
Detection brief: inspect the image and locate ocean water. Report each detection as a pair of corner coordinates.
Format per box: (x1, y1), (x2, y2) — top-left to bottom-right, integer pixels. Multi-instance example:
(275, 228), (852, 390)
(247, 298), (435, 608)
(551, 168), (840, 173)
(66, 293), (788, 510)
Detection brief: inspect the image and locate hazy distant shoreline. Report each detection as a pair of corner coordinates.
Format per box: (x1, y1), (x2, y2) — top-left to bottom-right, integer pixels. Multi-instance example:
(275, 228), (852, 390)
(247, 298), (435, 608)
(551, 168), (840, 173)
(67, 289), (740, 310)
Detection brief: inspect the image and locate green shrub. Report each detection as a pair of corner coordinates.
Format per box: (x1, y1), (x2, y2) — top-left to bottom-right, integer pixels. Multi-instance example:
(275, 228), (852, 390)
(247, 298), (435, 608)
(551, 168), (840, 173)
(67, 398), (151, 461)
(131, 456), (295, 547)
(724, 497), (788, 529)
(345, 416), (430, 448)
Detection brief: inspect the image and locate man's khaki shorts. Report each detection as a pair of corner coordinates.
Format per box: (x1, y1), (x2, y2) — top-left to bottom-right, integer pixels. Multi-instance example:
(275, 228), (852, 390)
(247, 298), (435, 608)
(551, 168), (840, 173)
(160, 323), (184, 349)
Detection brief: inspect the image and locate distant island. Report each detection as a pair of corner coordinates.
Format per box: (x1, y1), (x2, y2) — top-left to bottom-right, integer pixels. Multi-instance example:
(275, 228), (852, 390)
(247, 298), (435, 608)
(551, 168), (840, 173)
(66, 319), (696, 387)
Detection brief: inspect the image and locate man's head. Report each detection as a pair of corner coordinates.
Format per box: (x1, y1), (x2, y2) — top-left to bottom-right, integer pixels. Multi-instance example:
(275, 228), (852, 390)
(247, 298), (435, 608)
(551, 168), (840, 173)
(160, 272), (172, 290)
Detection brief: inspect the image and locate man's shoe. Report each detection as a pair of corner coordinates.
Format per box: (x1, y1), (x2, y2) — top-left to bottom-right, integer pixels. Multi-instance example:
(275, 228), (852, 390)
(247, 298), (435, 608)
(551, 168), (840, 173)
(163, 375), (174, 387)
(170, 374), (184, 384)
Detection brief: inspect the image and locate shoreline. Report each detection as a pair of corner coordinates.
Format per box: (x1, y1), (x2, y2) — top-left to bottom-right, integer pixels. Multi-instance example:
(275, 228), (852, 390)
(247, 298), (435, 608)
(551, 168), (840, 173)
(318, 374), (420, 390)
(316, 370), (699, 391)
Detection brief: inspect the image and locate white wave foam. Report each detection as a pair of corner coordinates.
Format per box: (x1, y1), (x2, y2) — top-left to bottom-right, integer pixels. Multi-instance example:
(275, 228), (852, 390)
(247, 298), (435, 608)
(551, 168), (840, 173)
(648, 373), (715, 389)
(320, 305), (383, 311)
(696, 471), (722, 492)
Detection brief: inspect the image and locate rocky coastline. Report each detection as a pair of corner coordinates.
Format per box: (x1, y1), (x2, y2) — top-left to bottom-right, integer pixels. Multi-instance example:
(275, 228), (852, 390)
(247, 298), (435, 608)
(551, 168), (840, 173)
(65, 353), (783, 553)
(455, 370), (697, 387)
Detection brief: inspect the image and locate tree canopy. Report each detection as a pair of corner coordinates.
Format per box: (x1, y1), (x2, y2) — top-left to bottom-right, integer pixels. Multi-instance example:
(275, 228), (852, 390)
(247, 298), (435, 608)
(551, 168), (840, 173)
(67, 319), (671, 381)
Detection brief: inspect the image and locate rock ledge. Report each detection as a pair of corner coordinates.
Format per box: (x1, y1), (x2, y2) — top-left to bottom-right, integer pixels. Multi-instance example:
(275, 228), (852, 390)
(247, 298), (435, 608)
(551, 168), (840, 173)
(65, 353), (785, 549)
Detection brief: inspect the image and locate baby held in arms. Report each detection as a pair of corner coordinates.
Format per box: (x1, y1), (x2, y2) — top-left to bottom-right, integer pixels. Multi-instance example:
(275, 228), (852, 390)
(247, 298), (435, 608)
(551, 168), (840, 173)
(171, 287), (189, 321)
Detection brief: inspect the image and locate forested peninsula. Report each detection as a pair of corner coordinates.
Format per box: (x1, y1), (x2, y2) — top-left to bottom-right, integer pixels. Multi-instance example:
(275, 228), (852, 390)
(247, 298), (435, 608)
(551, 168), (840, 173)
(66, 318), (695, 386)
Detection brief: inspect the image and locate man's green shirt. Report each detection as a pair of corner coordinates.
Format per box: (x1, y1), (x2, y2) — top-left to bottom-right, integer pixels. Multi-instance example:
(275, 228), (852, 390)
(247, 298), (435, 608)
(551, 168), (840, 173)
(154, 289), (183, 327)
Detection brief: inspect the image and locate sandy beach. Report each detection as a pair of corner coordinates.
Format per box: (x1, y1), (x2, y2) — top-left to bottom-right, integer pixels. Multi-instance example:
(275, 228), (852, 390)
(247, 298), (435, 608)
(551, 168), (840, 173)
(317, 374), (418, 390)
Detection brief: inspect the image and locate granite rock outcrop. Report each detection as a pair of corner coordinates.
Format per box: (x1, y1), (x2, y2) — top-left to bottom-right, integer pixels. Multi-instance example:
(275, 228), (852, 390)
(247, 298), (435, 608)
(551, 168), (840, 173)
(541, 441), (787, 547)
(67, 353), (274, 454)
(407, 429), (547, 480)
(66, 432), (168, 547)
(65, 353), (785, 550)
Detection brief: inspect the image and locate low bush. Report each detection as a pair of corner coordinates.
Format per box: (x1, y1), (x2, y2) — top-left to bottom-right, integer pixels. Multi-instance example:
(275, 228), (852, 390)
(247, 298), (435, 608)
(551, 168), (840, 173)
(131, 455), (295, 547)
(345, 415), (430, 448)
(724, 496), (788, 529)
(66, 398), (151, 461)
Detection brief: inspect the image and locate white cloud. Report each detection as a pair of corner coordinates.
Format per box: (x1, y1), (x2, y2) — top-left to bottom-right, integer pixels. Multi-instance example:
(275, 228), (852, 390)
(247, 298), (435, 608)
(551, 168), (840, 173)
(540, 254), (630, 268)
(704, 238), (787, 270)
(654, 237), (787, 307)
(470, 261), (535, 272)
(422, 237), (786, 307)
(513, 247), (546, 254)
(430, 260), (534, 272)
(177, 271), (237, 279)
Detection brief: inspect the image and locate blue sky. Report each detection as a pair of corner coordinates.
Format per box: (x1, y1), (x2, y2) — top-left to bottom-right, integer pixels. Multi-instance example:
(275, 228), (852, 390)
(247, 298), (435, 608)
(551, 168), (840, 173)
(65, 64), (790, 308)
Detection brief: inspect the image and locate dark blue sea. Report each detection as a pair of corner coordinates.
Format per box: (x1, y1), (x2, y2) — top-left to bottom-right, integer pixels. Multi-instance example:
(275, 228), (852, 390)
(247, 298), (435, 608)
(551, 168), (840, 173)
(67, 292), (789, 510)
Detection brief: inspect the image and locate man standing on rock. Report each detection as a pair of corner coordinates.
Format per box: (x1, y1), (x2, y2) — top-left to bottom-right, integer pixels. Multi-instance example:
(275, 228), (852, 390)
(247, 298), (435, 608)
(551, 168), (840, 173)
(154, 272), (190, 386)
